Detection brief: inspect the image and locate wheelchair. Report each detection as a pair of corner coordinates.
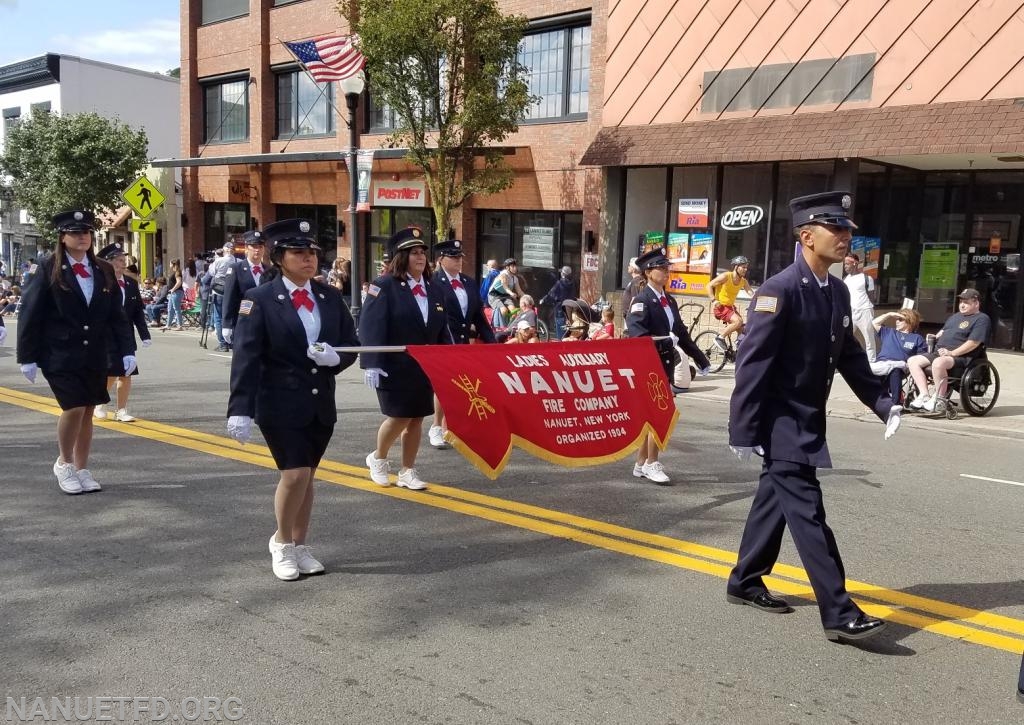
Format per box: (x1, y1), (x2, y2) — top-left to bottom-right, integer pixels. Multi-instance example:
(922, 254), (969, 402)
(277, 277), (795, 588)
(903, 349), (1000, 419)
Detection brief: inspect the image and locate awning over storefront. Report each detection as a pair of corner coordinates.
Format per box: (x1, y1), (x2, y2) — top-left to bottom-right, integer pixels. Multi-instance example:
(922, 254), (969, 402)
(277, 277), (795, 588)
(580, 98), (1024, 170)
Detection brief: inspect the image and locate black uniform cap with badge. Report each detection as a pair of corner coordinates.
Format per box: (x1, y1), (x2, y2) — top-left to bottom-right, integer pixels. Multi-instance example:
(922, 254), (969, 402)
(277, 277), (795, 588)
(97, 242), (127, 261)
(636, 246), (670, 271)
(434, 238), (465, 258)
(52, 210), (96, 234)
(242, 229), (266, 246)
(262, 219), (319, 263)
(789, 191), (859, 230)
(387, 226), (428, 258)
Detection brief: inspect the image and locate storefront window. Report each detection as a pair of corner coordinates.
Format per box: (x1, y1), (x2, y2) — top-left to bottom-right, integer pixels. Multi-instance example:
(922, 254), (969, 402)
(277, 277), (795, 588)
(204, 203), (249, 251)
(718, 164), (772, 285)
(274, 204), (338, 263)
(772, 161), (835, 279)
(622, 167), (668, 258)
(479, 211), (511, 276)
(368, 208), (437, 277)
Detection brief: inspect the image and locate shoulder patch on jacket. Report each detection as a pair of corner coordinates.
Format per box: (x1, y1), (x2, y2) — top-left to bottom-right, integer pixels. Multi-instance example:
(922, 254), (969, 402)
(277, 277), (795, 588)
(630, 302), (645, 314)
(367, 284), (380, 297)
(239, 300), (254, 315)
(753, 296), (778, 313)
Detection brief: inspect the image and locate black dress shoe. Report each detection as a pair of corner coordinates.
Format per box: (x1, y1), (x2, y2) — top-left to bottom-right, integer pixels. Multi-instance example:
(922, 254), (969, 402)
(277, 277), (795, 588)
(824, 615), (887, 642)
(726, 590), (793, 613)
(216, 343), (230, 352)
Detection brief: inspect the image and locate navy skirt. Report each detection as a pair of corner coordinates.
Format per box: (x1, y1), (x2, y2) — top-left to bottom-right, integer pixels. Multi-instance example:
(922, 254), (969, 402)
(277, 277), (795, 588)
(44, 369), (110, 411)
(258, 420), (335, 470)
(376, 387), (434, 419)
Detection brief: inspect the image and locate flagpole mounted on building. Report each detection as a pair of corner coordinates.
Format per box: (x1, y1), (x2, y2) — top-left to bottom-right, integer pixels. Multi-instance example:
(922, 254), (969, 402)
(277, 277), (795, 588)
(280, 33), (367, 320)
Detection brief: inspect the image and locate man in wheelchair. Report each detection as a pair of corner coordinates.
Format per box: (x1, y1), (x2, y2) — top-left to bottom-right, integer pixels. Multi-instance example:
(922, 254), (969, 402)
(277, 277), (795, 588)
(906, 288), (990, 413)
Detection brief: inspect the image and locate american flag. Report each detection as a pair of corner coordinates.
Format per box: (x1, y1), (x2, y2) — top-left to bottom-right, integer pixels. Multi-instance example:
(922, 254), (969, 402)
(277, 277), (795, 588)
(284, 35), (365, 83)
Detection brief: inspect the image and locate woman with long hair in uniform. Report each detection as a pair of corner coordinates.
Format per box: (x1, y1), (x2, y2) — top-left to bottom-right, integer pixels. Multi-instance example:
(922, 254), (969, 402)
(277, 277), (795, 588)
(16, 210), (135, 494)
(360, 227), (452, 491)
(226, 219), (359, 581)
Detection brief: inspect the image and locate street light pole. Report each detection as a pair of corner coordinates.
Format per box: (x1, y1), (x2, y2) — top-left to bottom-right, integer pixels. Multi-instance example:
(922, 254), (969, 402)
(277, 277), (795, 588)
(339, 71), (366, 322)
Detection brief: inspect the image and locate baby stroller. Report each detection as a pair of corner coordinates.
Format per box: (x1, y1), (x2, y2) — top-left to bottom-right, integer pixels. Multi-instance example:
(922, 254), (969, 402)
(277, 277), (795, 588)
(561, 299), (603, 340)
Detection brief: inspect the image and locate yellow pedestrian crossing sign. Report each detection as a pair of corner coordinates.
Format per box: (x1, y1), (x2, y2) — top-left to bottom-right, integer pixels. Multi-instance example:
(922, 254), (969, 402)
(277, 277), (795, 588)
(121, 176), (165, 219)
(130, 218), (158, 233)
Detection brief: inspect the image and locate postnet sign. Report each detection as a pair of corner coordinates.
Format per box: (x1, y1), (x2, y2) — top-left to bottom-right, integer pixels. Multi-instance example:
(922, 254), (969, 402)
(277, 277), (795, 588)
(721, 205), (764, 230)
(373, 180), (427, 207)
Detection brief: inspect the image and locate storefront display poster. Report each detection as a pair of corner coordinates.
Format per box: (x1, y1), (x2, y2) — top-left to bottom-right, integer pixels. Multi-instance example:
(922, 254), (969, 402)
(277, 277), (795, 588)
(677, 198), (709, 228)
(667, 232), (689, 272)
(918, 243), (959, 288)
(687, 233), (713, 272)
(851, 236), (881, 279)
(641, 231), (665, 256)
(668, 271), (711, 297)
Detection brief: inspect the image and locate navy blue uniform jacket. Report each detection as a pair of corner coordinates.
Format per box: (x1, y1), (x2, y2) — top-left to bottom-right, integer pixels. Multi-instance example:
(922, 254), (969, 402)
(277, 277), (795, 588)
(729, 254), (892, 468)
(121, 276), (150, 350)
(227, 277), (358, 426)
(432, 269), (496, 344)
(222, 260), (266, 330)
(358, 274), (452, 389)
(16, 256), (133, 372)
(625, 284), (710, 376)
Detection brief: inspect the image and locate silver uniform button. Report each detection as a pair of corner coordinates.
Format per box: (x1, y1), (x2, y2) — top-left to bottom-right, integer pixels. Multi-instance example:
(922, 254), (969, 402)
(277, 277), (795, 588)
(311, 388), (319, 395)
(83, 325), (89, 331)
(311, 368), (318, 374)
(830, 334), (835, 342)
(83, 340), (89, 346)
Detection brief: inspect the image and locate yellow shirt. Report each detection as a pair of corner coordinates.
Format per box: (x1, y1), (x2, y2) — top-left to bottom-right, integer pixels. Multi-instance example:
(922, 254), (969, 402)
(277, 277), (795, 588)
(714, 273), (745, 306)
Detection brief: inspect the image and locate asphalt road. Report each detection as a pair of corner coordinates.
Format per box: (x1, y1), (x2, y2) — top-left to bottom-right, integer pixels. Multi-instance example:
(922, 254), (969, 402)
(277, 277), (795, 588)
(0, 325), (1022, 724)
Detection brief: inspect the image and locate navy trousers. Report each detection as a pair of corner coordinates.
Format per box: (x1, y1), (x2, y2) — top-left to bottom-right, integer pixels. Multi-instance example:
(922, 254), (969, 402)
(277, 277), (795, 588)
(728, 457), (862, 629)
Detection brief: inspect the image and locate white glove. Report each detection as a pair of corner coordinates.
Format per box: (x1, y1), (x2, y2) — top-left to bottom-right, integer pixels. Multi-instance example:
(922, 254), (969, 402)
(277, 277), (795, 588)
(20, 363), (37, 383)
(222, 328), (233, 344)
(697, 366), (711, 376)
(364, 368), (389, 389)
(226, 415), (252, 444)
(884, 405), (902, 440)
(122, 355), (137, 376)
(141, 338), (152, 347)
(306, 342), (341, 367)
(730, 445), (764, 461)
(0, 326), (6, 345)
(669, 332), (679, 346)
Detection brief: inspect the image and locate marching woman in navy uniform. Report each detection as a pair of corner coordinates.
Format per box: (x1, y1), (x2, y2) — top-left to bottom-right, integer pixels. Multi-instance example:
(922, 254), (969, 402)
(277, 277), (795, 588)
(16, 210), (136, 494)
(94, 242), (152, 422)
(726, 191), (902, 643)
(221, 229), (268, 349)
(226, 219), (359, 581)
(360, 227), (453, 491)
(625, 246), (711, 485)
(427, 237), (495, 448)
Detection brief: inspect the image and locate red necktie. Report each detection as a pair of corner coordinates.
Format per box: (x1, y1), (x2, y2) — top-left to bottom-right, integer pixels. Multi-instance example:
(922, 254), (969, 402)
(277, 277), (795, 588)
(72, 263), (90, 279)
(450, 279), (463, 290)
(118, 280), (126, 288)
(252, 265), (262, 276)
(659, 296), (669, 308)
(291, 288), (314, 312)
(412, 284), (427, 297)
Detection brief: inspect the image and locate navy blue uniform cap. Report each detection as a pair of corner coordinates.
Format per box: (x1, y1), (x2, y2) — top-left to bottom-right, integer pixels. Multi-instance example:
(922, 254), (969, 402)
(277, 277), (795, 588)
(262, 219), (320, 253)
(636, 246), (670, 270)
(387, 227), (428, 257)
(789, 191), (858, 230)
(242, 230), (265, 245)
(435, 239), (465, 257)
(52, 210), (95, 232)
(97, 242), (126, 260)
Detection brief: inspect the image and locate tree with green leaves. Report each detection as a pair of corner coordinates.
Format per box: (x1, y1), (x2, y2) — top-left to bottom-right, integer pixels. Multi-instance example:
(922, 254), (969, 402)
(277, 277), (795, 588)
(341, 0), (534, 238)
(0, 111), (148, 245)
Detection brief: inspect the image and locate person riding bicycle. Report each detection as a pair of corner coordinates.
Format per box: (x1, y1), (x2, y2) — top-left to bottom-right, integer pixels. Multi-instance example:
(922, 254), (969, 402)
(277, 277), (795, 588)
(707, 255), (754, 351)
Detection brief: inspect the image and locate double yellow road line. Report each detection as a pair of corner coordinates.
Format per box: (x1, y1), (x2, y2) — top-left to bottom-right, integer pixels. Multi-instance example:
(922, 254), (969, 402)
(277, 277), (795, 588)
(2, 385), (1022, 655)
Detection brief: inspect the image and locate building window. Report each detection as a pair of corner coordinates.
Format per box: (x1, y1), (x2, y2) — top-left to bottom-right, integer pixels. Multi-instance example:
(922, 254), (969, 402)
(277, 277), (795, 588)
(3, 107), (20, 132)
(519, 24), (590, 121)
(477, 209), (582, 297)
(204, 203), (249, 251)
(717, 164), (773, 286)
(201, 0), (248, 24)
(274, 204), (338, 259)
(276, 71), (335, 138)
(367, 94), (399, 132)
(203, 78), (249, 143)
(30, 101), (51, 115)
(273, 0), (305, 4)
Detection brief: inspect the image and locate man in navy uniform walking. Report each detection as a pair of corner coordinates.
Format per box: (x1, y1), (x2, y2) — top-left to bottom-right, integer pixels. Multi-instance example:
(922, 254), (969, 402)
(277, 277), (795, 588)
(222, 230), (268, 348)
(726, 191), (903, 643)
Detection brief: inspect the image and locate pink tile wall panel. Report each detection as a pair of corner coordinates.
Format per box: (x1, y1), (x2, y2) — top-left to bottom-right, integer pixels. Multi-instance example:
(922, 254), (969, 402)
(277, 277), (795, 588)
(607, 0), (645, 55)
(934, 14), (1024, 103)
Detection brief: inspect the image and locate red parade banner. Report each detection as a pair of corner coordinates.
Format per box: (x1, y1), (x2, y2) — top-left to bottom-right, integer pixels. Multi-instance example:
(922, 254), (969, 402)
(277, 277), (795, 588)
(406, 339), (679, 479)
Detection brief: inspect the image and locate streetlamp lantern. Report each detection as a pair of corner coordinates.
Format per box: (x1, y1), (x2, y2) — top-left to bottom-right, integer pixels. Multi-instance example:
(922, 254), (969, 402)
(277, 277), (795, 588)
(340, 71), (366, 321)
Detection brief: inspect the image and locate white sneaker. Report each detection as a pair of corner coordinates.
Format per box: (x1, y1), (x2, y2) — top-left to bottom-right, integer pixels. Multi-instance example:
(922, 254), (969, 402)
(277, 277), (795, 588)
(365, 452), (391, 486)
(93, 405), (108, 420)
(923, 395), (939, 413)
(76, 468), (102, 493)
(642, 460), (671, 485)
(428, 425), (450, 449)
(53, 458), (83, 495)
(632, 461), (646, 478)
(268, 536), (300, 581)
(114, 408), (136, 422)
(397, 468), (427, 490)
(294, 545), (325, 575)
(909, 395), (929, 410)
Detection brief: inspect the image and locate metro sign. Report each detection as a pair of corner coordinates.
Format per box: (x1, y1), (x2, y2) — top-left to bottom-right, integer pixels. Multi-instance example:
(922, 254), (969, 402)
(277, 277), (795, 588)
(721, 205), (764, 230)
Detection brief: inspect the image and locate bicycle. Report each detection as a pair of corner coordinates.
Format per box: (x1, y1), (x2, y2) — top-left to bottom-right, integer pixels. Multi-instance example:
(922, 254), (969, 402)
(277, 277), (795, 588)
(680, 301), (740, 374)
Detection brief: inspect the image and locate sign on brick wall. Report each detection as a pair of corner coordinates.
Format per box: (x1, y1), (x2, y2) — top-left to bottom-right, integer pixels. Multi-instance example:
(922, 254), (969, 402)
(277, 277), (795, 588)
(373, 180), (427, 208)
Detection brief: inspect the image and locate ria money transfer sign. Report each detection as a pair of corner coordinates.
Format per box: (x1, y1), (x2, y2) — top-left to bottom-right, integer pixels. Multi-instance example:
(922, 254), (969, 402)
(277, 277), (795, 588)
(407, 339), (679, 479)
